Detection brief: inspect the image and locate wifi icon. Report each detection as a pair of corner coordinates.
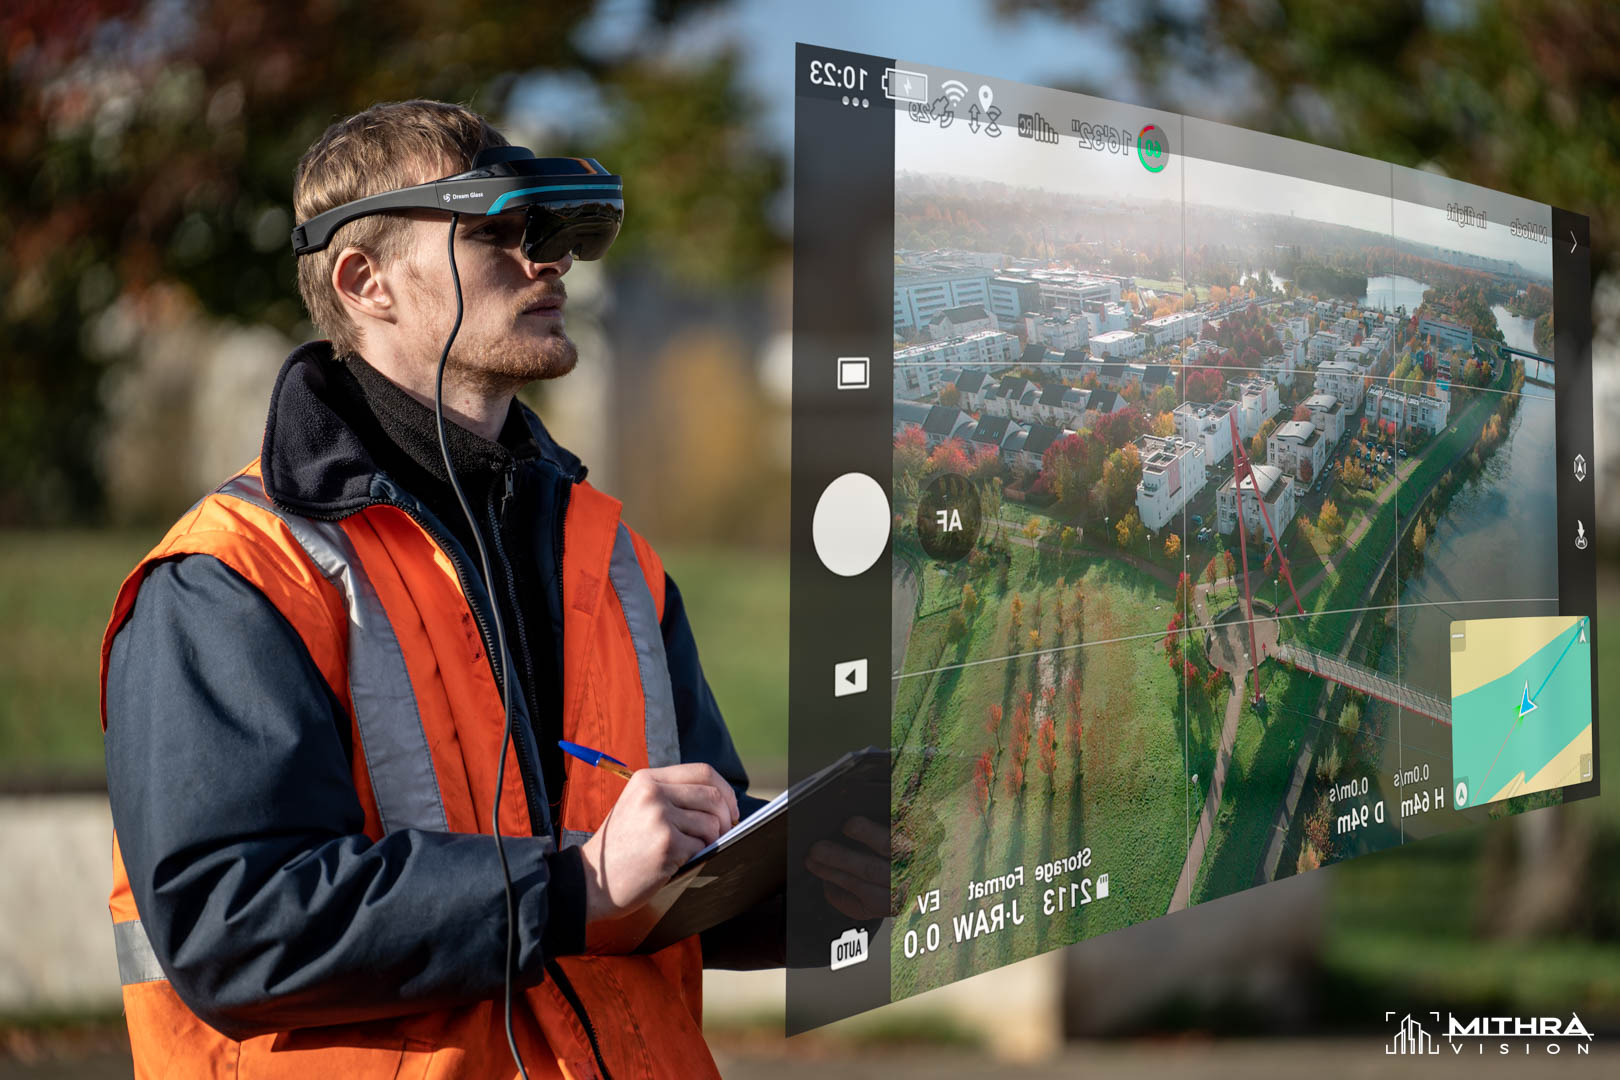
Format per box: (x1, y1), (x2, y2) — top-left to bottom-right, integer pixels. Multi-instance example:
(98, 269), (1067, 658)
(940, 80), (969, 107)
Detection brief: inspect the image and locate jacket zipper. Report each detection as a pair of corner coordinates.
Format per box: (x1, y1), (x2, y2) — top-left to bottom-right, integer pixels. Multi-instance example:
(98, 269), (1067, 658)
(485, 468), (546, 836)
(546, 960), (612, 1079)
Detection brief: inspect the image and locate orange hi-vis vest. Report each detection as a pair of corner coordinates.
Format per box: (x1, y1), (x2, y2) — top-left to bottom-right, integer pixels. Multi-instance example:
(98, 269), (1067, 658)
(99, 460), (717, 1079)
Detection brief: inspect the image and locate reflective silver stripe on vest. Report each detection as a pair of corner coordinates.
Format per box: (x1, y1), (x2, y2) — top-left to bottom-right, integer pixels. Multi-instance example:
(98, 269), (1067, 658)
(607, 525), (680, 768)
(219, 474), (449, 836)
(560, 828), (594, 850)
(113, 919), (165, 985)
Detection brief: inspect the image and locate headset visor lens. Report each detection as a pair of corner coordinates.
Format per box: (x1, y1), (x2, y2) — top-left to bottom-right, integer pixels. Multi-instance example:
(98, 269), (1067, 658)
(521, 200), (623, 263)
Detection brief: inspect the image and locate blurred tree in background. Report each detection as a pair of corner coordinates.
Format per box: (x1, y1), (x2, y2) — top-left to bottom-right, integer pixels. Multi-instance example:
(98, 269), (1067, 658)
(0, 0), (784, 525)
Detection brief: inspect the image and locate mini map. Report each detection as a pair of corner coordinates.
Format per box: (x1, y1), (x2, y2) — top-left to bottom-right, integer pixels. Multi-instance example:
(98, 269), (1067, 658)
(1450, 616), (1593, 808)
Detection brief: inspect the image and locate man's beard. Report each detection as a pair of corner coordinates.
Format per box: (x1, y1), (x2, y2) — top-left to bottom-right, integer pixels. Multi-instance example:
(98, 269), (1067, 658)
(446, 320), (579, 393)
(429, 292), (579, 395)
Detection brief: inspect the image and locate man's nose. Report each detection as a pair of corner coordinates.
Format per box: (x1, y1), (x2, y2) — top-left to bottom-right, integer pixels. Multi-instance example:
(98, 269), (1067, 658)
(524, 251), (573, 278)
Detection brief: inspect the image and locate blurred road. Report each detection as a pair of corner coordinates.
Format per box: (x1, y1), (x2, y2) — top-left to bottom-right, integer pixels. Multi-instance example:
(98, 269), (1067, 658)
(717, 1039), (1618, 1077)
(7, 1038), (1615, 1079)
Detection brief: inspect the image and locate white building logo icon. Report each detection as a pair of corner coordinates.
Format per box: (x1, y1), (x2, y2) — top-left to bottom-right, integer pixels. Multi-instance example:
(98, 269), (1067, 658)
(1386, 1012), (1440, 1055)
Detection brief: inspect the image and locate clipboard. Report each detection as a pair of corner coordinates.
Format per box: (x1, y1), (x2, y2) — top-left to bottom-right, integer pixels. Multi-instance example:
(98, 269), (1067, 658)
(583, 747), (887, 954)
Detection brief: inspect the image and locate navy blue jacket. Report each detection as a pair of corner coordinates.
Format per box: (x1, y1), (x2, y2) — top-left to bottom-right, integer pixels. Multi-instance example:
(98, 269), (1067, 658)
(104, 343), (778, 1040)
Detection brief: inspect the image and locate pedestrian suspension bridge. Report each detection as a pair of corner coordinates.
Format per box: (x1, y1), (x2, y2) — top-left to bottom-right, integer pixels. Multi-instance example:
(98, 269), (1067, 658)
(1270, 642), (1452, 725)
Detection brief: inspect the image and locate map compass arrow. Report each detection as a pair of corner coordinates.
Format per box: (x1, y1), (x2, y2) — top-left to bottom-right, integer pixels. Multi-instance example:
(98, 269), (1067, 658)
(1517, 679), (1538, 724)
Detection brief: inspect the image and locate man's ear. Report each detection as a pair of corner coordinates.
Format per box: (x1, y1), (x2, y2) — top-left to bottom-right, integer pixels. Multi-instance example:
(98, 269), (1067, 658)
(332, 246), (398, 330)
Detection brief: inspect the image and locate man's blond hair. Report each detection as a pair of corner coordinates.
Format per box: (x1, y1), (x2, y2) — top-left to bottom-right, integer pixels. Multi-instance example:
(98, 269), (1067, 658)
(292, 100), (509, 356)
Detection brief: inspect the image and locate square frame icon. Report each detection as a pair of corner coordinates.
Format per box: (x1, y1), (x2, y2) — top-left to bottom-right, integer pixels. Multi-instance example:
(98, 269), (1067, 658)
(837, 356), (870, 390)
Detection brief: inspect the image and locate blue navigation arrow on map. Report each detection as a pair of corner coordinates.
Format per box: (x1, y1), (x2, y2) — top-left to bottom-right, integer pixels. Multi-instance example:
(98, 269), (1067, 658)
(1518, 680), (1538, 719)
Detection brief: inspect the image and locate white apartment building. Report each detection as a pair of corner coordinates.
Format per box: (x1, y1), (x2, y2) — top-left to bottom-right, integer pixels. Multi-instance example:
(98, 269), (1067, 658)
(1314, 360), (1367, 413)
(1091, 329), (1146, 358)
(1226, 377), (1281, 440)
(1302, 392), (1346, 443)
(1217, 464), (1296, 537)
(893, 329), (1019, 399)
(1366, 385), (1451, 435)
(893, 266), (990, 336)
(1173, 399), (1238, 465)
(1261, 352), (1295, 388)
(987, 276), (1045, 325)
(1334, 343), (1371, 370)
(1085, 302), (1132, 335)
(1025, 309), (1089, 351)
(1135, 436), (1208, 532)
(1308, 331), (1341, 364)
(1267, 419), (1328, 483)
(1141, 310), (1204, 348)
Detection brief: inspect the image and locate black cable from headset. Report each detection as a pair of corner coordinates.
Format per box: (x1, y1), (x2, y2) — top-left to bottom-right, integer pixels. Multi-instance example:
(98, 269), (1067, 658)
(433, 212), (530, 1079)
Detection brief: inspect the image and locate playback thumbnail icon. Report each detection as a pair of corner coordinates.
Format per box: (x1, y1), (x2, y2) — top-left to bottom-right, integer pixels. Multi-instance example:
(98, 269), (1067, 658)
(834, 658), (868, 697)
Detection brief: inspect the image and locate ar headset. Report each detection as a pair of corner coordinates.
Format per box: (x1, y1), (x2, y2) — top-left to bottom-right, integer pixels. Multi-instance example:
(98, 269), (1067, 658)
(292, 145), (624, 1079)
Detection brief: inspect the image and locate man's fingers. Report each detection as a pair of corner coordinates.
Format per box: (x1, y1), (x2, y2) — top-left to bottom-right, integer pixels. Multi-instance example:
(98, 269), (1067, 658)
(665, 804), (725, 847)
(646, 765), (739, 826)
(840, 815), (890, 856)
(658, 781), (738, 830)
(807, 839), (887, 885)
(810, 861), (888, 920)
(821, 880), (871, 922)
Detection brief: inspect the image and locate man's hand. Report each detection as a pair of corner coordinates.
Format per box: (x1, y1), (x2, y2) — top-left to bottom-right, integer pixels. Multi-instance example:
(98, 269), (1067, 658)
(578, 763), (740, 924)
(806, 815), (891, 921)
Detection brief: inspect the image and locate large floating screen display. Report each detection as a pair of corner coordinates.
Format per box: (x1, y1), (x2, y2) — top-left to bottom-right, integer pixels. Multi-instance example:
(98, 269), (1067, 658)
(788, 43), (1597, 1031)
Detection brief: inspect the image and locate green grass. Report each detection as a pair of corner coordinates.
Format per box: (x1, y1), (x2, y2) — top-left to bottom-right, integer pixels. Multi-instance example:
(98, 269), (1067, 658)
(660, 546), (787, 785)
(889, 540), (1196, 999)
(0, 528), (160, 781)
(1190, 662), (1309, 904)
(0, 530), (789, 787)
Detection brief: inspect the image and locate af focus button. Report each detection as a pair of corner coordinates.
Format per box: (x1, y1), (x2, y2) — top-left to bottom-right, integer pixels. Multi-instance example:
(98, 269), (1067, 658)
(917, 473), (981, 563)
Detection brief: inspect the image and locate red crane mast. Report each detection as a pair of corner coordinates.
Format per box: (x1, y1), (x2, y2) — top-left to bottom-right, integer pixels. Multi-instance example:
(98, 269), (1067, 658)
(1226, 410), (1306, 704)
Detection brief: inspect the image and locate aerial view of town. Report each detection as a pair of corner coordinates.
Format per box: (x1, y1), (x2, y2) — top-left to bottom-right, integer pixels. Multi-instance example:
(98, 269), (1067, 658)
(886, 146), (1559, 999)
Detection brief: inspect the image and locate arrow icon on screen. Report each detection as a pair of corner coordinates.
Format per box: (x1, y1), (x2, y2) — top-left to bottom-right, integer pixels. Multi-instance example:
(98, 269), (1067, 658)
(1518, 679), (1538, 720)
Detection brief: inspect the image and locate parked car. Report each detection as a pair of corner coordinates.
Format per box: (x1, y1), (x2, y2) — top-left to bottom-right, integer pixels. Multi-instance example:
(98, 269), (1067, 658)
(1397, 446), (1408, 458)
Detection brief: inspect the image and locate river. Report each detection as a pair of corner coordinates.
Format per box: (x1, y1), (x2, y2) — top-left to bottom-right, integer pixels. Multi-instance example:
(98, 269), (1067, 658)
(1360, 274), (1429, 313)
(1395, 382), (1559, 700)
(1491, 302), (1552, 381)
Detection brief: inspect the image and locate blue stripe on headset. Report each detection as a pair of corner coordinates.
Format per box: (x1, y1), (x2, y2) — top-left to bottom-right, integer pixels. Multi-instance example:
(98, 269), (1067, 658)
(487, 184), (624, 214)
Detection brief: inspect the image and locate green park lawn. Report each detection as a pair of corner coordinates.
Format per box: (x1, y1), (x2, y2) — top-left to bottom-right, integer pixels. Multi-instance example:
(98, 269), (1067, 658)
(891, 537), (1206, 999)
(0, 530), (789, 788)
(0, 529), (158, 781)
(1190, 660), (1311, 904)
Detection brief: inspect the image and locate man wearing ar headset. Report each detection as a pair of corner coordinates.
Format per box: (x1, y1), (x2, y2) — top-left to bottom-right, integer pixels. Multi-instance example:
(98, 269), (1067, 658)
(99, 100), (885, 1079)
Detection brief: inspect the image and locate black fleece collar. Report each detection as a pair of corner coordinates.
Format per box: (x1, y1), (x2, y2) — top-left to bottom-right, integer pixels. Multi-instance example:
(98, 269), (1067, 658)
(260, 341), (586, 518)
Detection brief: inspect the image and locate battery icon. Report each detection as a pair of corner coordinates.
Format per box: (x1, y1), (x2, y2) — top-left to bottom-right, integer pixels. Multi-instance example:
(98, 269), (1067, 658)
(883, 68), (928, 104)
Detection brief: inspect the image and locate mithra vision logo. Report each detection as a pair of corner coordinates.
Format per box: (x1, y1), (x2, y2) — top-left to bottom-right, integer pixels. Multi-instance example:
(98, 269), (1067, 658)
(1385, 1010), (1593, 1056)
